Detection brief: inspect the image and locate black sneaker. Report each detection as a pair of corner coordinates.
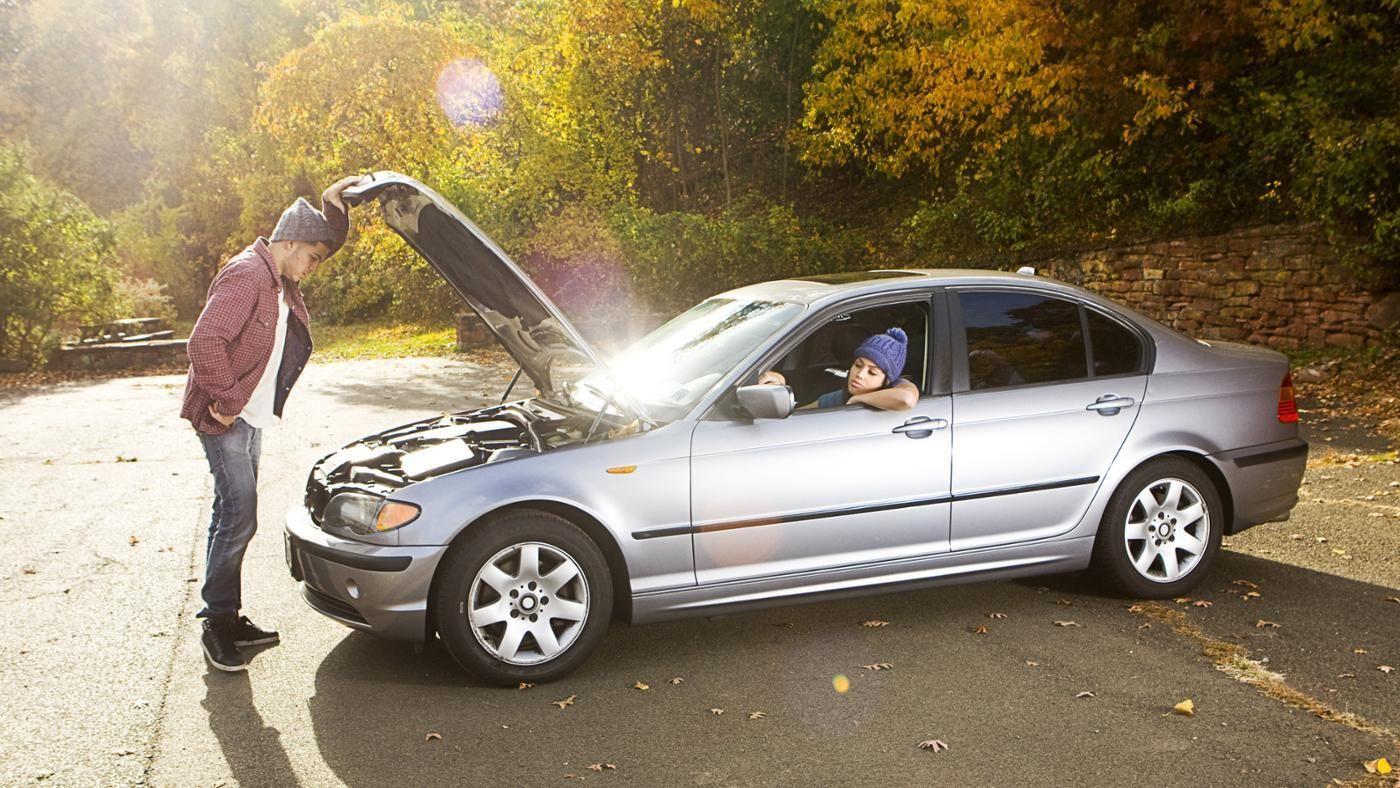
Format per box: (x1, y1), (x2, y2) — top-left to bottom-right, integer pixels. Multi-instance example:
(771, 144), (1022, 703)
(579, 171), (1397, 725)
(229, 615), (279, 647)
(201, 618), (246, 672)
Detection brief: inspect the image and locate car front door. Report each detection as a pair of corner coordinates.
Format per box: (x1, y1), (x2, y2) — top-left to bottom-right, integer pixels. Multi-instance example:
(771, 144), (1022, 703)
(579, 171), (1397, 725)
(689, 294), (953, 585)
(948, 288), (1150, 551)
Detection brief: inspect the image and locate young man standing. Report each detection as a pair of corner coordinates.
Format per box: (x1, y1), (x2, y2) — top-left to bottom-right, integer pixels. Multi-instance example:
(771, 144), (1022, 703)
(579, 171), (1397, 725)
(181, 176), (362, 672)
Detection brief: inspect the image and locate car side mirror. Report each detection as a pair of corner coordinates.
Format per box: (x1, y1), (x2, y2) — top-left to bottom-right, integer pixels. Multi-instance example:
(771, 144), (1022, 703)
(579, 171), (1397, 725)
(736, 384), (795, 420)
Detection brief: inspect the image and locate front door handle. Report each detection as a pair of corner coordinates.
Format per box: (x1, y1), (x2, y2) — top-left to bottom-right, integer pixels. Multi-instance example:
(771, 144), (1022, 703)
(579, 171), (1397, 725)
(1085, 394), (1135, 415)
(892, 416), (948, 438)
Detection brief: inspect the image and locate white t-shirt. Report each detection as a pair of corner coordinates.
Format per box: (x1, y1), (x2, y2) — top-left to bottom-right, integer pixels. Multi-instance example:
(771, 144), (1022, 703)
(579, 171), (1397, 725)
(238, 290), (289, 429)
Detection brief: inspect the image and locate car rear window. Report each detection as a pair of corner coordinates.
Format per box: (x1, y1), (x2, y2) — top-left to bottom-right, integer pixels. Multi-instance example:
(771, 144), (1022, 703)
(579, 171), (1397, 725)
(959, 291), (1087, 389)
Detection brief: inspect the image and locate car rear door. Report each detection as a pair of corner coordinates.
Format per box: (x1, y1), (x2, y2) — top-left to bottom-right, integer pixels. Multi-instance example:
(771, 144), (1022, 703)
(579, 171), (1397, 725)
(948, 287), (1150, 551)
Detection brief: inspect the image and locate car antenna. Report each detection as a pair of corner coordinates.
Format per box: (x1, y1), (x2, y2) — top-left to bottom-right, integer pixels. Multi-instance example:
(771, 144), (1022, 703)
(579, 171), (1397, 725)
(500, 366), (524, 404)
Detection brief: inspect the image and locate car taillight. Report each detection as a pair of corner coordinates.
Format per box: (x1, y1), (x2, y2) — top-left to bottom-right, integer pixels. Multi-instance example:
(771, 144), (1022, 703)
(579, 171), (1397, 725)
(1278, 371), (1298, 423)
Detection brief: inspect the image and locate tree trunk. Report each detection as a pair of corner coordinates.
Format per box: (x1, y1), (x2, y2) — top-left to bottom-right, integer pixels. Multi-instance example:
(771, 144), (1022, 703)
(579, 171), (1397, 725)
(715, 45), (733, 211)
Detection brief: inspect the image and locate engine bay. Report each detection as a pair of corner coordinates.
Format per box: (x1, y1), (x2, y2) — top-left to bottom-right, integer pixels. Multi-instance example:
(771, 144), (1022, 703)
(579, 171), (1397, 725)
(305, 400), (620, 522)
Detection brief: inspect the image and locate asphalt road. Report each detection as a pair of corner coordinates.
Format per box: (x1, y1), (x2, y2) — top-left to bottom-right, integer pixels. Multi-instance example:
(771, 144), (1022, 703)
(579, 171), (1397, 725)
(1, 359), (1397, 787)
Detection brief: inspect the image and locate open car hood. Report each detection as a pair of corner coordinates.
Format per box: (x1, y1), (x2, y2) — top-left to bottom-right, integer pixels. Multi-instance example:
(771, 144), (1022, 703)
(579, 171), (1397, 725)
(342, 172), (648, 424)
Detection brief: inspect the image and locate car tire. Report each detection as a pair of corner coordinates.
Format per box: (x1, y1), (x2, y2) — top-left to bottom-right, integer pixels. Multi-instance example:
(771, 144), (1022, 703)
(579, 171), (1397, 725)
(1091, 457), (1224, 599)
(434, 509), (612, 685)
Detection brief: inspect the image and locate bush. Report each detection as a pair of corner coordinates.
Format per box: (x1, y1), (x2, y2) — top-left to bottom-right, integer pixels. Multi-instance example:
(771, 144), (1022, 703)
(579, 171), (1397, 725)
(0, 144), (120, 365)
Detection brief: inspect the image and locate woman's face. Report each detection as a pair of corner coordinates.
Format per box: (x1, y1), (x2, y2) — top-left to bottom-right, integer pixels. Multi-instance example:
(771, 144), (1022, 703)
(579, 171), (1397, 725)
(846, 356), (887, 395)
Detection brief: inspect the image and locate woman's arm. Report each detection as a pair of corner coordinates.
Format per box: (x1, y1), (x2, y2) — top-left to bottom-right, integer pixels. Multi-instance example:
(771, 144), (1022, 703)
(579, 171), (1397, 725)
(848, 379), (919, 411)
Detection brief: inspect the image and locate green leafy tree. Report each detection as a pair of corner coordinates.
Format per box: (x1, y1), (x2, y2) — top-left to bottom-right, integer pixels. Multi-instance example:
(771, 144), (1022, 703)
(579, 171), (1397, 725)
(0, 144), (119, 364)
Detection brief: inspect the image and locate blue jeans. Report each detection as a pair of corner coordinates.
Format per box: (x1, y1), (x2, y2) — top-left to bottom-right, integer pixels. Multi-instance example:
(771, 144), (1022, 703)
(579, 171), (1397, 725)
(197, 418), (262, 619)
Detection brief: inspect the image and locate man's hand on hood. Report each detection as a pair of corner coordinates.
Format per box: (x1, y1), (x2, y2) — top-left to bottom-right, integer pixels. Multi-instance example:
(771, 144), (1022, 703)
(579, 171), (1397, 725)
(322, 174), (371, 212)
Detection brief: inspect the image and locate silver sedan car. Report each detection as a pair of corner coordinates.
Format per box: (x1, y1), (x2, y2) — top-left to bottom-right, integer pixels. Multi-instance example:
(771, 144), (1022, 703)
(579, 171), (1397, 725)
(284, 172), (1308, 684)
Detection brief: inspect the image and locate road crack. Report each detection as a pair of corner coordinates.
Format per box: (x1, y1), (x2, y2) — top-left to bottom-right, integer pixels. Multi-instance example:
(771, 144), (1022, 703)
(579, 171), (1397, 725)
(1130, 602), (1398, 748)
(139, 476), (210, 787)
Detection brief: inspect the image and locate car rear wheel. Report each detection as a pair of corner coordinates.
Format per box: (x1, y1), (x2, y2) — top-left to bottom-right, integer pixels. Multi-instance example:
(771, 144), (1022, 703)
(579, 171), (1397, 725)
(1092, 457), (1223, 598)
(434, 510), (612, 684)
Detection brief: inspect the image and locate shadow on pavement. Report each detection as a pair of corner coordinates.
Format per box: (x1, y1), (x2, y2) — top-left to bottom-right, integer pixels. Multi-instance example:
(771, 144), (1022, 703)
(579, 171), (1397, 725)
(202, 664), (299, 787)
(302, 555), (1398, 786)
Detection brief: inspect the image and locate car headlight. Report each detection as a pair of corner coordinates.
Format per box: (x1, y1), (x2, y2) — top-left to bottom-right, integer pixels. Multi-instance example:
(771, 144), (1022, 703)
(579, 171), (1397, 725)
(323, 492), (421, 535)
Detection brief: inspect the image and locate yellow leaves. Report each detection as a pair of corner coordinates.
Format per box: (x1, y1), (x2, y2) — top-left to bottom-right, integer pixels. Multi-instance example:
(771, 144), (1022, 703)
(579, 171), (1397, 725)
(917, 739), (948, 753)
(860, 620), (889, 628)
(424, 732), (442, 742)
(552, 694), (576, 709)
(972, 625), (989, 634)
(861, 662), (894, 671)
(633, 681), (650, 691)
(1255, 620), (1281, 629)
(1053, 620), (1080, 628)
(986, 612), (1008, 619)
(1364, 757), (1392, 775)
(1173, 699), (1195, 717)
(747, 711), (766, 720)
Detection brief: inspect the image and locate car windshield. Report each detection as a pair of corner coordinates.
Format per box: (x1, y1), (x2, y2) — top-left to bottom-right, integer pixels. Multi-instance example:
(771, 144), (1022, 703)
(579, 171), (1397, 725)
(570, 297), (804, 423)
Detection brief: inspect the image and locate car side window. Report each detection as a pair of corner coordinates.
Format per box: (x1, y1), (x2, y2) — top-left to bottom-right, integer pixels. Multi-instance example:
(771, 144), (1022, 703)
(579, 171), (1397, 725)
(958, 290), (1086, 390)
(1086, 308), (1144, 376)
(775, 300), (930, 409)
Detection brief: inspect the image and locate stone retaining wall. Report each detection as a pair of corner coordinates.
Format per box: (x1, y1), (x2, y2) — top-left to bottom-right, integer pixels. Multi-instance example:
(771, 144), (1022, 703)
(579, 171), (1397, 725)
(1031, 224), (1399, 349)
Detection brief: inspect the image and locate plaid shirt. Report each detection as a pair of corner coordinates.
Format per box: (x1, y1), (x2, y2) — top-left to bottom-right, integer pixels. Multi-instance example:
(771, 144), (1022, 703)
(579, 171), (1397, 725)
(181, 201), (346, 435)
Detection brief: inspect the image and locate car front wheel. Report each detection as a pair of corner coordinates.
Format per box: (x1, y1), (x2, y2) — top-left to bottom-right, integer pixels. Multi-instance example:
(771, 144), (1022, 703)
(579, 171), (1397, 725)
(1092, 458), (1223, 598)
(434, 510), (612, 684)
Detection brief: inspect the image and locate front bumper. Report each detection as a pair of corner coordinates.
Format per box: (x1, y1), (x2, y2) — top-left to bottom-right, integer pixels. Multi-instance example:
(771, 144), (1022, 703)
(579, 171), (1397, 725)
(1211, 437), (1309, 534)
(284, 505), (447, 643)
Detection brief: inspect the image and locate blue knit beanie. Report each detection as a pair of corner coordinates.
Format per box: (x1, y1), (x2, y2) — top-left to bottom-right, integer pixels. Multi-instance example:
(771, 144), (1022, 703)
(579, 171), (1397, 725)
(853, 328), (908, 385)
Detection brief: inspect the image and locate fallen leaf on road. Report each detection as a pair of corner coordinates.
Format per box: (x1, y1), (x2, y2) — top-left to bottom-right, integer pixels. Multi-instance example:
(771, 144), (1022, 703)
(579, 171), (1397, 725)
(668, 677), (684, 685)
(1138, 623), (1152, 630)
(1354, 648), (1369, 654)
(1337, 673), (1357, 679)
(1127, 604), (1144, 613)
(987, 612), (1008, 619)
(1192, 600), (1212, 608)
(861, 662), (894, 671)
(917, 739), (948, 753)
(1173, 597), (1191, 604)
(109, 748), (137, 756)
(1384, 596), (1400, 605)
(424, 732), (441, 742)
(1173, 699), (1195, 717)
(1315, 537), (1329, 543)
(1256, 620), (1281, 629)
(1076, 691), (1096, 699)
(1365, 758), (1392, 775)
(709, 708), (724, 715)
(587, 763), (616, 772)
(552, 695), (576, 709)
(972, 625), (989, 634)
(1054, 620), (1081, 627)
(633, 681), (650, 691)
(1232, 579), (1260, 589)
(1380, 666), (1395, 674)
(518, 682), (535, 690)
(861, 620), (889, 628)
(21, 567), (36, 575)
(1242, 591), (1261, 600)
(748, 711), (766, 720)
(128, 535), (139, 547)
(1025, 660), (1040, 667)
(1056, 599), (1074, 606)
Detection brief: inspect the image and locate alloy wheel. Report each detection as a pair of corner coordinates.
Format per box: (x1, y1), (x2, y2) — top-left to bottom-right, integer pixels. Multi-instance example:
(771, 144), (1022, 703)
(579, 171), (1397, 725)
(1123, 477), (1210, 583)
(467, 541), (590, 665)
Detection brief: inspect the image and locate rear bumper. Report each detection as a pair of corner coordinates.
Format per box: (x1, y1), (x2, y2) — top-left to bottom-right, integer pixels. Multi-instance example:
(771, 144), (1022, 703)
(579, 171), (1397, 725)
(1210, 438), (1309, 534)
(284, 505), (447, 643)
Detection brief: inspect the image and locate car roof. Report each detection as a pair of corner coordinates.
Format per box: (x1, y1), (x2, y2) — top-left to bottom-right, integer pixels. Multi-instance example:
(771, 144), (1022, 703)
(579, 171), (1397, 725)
(720, 268), (1094, 306)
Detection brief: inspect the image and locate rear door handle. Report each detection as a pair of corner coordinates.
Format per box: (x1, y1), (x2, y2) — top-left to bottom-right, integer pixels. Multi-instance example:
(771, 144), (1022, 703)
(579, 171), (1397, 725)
(1085, 394), (1135, 415)
(892, 416), (948, 437)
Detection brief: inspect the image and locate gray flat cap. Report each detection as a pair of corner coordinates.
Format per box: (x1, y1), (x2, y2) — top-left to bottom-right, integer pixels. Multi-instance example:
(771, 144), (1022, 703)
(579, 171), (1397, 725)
(271, 197), (335, 244)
